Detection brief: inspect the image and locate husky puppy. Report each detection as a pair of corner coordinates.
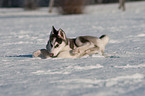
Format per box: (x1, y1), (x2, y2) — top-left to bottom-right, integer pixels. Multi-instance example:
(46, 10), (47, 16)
(33, 26), (109, 59)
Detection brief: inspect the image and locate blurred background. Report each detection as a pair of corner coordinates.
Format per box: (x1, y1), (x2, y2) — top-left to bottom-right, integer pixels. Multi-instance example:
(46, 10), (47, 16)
(0, 0), (143, 8)
(0, 0), (144, 14)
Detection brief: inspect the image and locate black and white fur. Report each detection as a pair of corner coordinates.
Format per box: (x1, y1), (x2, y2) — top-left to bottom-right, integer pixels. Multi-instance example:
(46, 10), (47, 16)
(33, 26), (109, 59)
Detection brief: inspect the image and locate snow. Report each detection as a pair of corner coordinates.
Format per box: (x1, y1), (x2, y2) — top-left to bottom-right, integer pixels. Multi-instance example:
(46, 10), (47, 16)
(1, 1), (145, 96)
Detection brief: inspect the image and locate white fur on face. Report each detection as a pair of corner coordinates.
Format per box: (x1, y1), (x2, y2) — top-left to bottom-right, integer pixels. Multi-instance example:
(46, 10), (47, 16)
(47, 37), (66, 57)
(51, 41), (66, 56)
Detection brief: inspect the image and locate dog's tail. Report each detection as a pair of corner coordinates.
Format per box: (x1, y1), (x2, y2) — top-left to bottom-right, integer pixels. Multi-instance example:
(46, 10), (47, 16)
(99, 35), (109, 46)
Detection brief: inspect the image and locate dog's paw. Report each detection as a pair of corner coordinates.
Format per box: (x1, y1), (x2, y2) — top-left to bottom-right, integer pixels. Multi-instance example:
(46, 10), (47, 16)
(33, 49), (50, 59)
(33, 50), (42, 57)
(71, 48), (81, 55)
(84, 49), (90, 54)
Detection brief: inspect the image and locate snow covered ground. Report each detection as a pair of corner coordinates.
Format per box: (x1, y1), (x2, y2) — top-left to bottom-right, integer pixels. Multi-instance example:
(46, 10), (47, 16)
(1, 1), (145, 96)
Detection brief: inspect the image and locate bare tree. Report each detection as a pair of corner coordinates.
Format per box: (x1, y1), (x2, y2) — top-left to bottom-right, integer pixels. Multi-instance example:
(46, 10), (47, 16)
(0, 0), (3, 7)
(119, 0), (126, 11)
(97, 0), (103, 3)
(49, 0), (54, 13)
(0, 0), (12, 7)
(24, 0), (39, 10)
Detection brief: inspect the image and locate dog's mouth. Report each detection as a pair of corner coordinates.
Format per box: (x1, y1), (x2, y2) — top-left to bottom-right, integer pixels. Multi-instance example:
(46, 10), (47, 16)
(46, 49), (60, 58)
(50, 53), (54, 57)
(49, 52), (59, 58)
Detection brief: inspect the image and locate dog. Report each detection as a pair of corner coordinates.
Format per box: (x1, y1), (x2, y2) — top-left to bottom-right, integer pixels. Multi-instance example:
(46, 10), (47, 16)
(33, 26), (109, 59)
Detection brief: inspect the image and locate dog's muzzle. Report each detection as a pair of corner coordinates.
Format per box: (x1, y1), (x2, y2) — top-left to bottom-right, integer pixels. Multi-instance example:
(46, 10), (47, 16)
(49, 53), (54, 57)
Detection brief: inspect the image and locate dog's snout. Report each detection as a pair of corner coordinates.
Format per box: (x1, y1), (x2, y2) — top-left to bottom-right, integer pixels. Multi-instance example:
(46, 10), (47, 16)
(50, 53), (54, 57)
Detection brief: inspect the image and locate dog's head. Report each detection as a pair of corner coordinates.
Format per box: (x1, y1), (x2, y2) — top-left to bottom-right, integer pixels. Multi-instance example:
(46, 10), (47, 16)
(46, 26), (67, 57)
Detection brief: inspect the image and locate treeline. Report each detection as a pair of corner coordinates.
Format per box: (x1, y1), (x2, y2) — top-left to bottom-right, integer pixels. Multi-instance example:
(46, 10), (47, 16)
(0, 0), (144, 8)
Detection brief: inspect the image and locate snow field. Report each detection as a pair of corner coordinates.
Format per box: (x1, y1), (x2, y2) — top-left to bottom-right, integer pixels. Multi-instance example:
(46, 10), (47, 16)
(0, 1), (145, 96)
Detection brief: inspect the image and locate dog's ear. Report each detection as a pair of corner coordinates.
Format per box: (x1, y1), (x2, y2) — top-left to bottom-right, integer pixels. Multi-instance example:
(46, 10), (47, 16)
(51, 26), (58, 35)
(58, 29), (67, 40)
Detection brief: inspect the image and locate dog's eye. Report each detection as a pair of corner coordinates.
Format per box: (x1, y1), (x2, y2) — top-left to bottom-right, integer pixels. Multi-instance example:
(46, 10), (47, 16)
(54, 44), (59, 48)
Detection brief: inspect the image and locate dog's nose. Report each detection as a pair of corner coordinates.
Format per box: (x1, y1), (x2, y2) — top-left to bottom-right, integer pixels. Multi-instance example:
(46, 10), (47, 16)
(50, 53), (54, 57)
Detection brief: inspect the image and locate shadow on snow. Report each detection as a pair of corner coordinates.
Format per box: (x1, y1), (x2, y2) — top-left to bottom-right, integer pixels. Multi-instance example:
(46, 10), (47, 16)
(5, 55), (33, 58)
